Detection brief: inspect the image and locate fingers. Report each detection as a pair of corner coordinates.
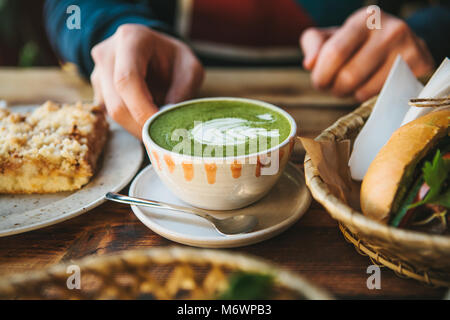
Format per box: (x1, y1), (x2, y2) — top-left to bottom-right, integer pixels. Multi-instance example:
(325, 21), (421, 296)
(165, 44), (204, 104)
(405, 36), (435, 77)
(353, 22), (434, 102)
(300, 27), (337, 70)
(89, 24), (206, 139)
(354, 54), (396, 102)
(331, 32), (387, 97)
(113, 27), (158, 130)
(91, 39), (142, 138)
(308, 8), (434, 102)
(99, 58), (142, 138)
(311, 14), (368, 89)
(90, 24), (160, 139)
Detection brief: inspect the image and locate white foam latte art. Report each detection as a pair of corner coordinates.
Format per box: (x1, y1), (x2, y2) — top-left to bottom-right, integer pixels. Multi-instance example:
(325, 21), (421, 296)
(190, 117), (279, 146)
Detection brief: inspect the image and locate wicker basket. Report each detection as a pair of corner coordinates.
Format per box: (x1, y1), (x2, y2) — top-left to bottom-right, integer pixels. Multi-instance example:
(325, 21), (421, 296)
(304, 96), (450, 287)
(0, 247), (332, 299)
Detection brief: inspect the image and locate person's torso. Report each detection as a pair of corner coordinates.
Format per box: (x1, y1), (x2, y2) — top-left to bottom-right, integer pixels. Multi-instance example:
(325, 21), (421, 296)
(144, 0), (363, 64)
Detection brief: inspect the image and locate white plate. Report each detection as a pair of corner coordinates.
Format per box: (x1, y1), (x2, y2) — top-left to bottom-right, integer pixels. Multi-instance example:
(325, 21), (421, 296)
(0, 105), (143, 237)
(129, 162), (311, 248)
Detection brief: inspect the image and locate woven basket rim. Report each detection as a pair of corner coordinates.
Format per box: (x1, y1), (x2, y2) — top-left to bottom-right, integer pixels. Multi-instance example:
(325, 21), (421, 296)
(338, 223), (450, 287)
(0, 246), (333, 300)
(304, 96), (450, 249)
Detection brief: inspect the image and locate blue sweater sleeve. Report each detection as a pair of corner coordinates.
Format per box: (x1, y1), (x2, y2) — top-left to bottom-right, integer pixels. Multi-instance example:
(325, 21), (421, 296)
(407, 5), (450, 65)
(44, 0), (172, 78)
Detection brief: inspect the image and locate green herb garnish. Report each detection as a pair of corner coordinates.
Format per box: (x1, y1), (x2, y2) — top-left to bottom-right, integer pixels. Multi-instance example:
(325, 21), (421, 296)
(408, 149), (450, 210)
(218, 272), (274, 300)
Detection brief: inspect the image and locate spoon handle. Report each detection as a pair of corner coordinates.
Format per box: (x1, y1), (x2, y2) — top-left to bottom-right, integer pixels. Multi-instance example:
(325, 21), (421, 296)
(105, 192), (215, 222)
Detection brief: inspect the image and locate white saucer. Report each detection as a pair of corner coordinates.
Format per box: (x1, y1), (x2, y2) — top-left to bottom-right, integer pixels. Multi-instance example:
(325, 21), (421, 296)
(129, 162), (311, 248)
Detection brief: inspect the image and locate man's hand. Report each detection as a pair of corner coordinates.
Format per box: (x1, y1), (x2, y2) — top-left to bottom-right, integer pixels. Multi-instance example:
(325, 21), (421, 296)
(300, 8), (434, 102)
(90, 24), (204, 138)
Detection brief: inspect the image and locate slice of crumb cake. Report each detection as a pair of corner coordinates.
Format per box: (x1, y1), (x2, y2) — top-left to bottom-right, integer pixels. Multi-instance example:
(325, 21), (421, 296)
(0, 101), (109, 193)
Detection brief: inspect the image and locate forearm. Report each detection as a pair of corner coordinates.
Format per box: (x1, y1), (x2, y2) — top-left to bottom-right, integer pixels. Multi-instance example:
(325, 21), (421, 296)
(44, 0), (172, 78)
(407, 5), (450, 65)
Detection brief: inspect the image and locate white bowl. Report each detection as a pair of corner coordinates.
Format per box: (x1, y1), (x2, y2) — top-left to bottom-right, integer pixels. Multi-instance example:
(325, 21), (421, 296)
(142, 97), (297, 210)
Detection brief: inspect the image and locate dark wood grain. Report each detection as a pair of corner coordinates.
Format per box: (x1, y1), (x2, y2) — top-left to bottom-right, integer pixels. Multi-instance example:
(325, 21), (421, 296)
(0, 185), (446, 299)
(0, 67), (446, 299)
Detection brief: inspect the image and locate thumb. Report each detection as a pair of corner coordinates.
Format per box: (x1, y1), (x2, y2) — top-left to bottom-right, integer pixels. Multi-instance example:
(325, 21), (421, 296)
(300, 27), (336, 70)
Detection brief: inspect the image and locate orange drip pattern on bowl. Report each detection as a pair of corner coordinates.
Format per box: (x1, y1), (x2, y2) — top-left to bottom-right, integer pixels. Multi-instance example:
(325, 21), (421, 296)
(230, 161), (242, 179)
(182, 162), (194, 181)
(164, 154), (175, 173)
(148, 145), (289, 183)
(204, 163), (218, 184)
(255, 157), (262, 178)
(152, 151), (162, 171)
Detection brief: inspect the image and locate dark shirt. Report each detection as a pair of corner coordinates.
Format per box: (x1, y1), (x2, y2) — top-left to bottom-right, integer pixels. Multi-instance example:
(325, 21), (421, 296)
(44, 0), (450, 78)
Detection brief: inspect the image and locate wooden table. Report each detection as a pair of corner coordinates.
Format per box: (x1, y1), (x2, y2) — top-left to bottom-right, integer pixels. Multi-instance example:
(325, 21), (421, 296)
(0, 67), (447, 299)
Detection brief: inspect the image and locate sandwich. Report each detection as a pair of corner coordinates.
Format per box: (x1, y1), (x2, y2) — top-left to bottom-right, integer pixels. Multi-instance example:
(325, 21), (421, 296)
(360, 108), (450, 233)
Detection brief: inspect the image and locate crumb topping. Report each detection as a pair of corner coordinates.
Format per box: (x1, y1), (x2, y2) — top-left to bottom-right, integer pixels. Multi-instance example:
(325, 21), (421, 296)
(0, 101), (104, 167)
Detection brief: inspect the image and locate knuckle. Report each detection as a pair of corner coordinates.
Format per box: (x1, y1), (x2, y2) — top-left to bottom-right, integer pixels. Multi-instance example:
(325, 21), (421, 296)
(394, 19), (409, 33)
(387, 20), (410, 42)
(407, 45), (421, 58)
(114, 69), (138, 91)
(337, 68), (358, 89)
(324, 40), (341, 54)
(90, 44), (104, 62)
(322, 41), (343, 61)
(302, 27), (320, 39)
(115, 24), (134, 38)
(115, 24), (144, 41)
(300, 27), (323, 47)
(355, 88), (368, 102)
(402, 46), (423, 64)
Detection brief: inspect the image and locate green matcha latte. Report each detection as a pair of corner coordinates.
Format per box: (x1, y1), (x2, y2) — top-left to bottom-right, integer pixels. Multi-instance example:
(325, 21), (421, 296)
(149, 100), (292, 157)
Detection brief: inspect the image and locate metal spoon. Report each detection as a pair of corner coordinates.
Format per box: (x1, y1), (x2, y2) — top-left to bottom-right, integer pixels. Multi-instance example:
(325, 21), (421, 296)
(105, 192), (258, 235)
